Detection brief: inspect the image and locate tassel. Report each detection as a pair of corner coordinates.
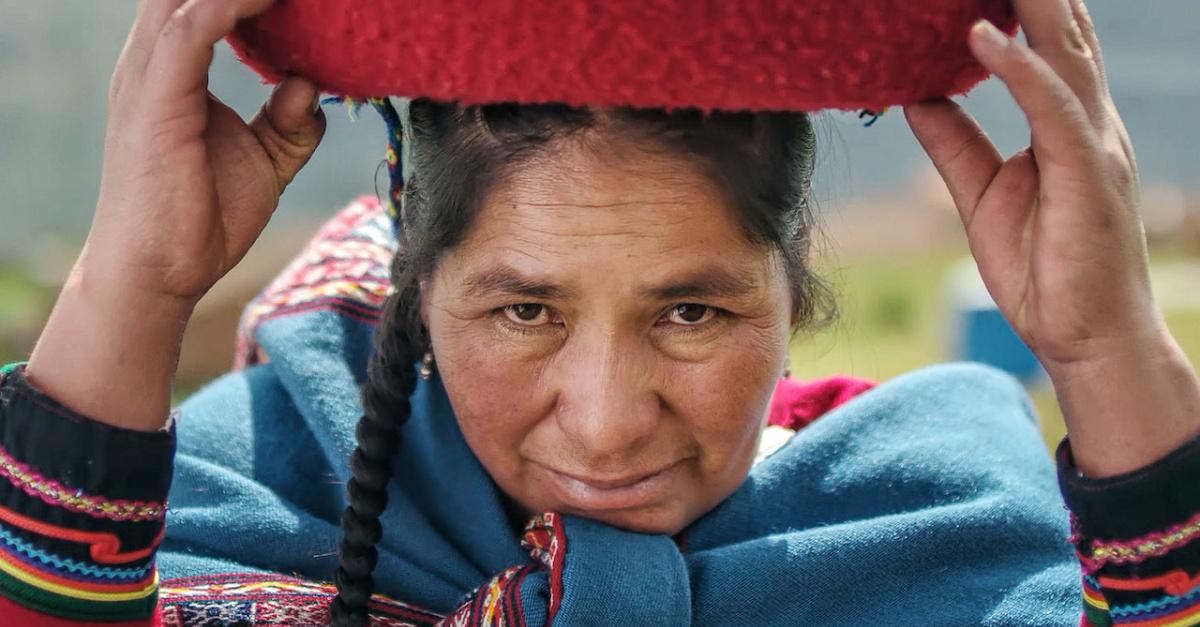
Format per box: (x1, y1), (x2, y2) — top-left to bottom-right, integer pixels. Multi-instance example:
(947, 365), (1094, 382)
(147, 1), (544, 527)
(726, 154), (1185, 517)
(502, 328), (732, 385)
(858, 107), (890, 127)
(321, 96), (407, 225)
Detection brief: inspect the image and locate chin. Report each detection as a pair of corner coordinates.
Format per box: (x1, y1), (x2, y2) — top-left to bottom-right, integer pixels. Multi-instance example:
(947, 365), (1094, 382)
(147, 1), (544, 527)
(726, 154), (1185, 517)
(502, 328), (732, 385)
(560, 503), (698, 537)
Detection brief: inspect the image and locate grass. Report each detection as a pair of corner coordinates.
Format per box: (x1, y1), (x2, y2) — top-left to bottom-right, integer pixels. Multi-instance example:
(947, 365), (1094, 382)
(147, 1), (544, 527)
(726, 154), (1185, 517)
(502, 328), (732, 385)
(0, 265), (46, 366)
(789, 249), (1200, 451)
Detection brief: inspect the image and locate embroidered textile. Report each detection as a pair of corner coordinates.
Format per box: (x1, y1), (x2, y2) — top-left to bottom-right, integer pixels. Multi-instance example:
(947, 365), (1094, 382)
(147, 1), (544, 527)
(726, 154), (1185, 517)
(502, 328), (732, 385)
(159, 574), (443, 627)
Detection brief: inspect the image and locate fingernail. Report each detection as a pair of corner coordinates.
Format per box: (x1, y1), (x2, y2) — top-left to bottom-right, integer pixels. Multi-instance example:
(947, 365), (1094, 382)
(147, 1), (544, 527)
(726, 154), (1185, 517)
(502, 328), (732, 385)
(970, 19), (1010, 53)
(311, 92), (321, 116)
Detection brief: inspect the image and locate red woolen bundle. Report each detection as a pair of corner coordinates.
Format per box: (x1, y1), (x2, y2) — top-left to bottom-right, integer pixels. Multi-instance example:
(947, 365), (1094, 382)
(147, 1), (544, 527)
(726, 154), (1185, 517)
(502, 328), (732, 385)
(228, 0), (1016, 112)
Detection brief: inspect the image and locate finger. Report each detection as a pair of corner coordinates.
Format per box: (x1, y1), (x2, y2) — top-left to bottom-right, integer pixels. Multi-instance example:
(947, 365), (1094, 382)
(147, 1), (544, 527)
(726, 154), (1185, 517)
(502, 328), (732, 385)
(111, 0), (190, 102)
(968, 20), (1100, 168)
(1067, 0), (1136, 165)
(1065, 0), (1109, 93)
(144, 0), (277, 101)
(120, 0), (189, 71)
(1009, 0), (1107, 124)
(249, 76), (327, 190)
(961, 149), (1040, 307)
(904, 99), (1004, 226)
(1010, 0), (1079, 52)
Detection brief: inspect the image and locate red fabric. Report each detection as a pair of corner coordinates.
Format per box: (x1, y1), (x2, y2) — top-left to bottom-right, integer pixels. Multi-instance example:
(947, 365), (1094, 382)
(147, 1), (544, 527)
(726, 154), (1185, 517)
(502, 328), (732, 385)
(0, 596), (159, 627)
(226, 0), (1018, 112)
(768, 375), (877, 431)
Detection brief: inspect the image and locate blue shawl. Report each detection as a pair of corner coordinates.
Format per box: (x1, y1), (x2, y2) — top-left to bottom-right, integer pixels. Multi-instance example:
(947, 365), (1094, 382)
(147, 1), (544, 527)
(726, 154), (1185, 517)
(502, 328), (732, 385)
(158, 199), (1081, 625)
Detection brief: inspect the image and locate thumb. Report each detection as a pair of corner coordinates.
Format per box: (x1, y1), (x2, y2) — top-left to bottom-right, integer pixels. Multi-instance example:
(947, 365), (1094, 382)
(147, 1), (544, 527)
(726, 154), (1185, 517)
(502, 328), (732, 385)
(250, 75), (326, 189)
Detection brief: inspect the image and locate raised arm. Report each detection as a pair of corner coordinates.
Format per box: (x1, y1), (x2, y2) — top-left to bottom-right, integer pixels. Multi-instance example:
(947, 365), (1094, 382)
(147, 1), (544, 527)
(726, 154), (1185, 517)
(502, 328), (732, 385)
(25, 0), (326, 432)
(1, 1), (325, 623)
(907, 0), (1200, 624)
(906, 0), (1200, 480)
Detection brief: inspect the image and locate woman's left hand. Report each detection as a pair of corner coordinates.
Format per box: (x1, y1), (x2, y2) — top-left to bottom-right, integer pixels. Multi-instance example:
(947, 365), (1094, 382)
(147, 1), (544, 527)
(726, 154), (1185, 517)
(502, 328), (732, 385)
(906, 0), (1200, 477)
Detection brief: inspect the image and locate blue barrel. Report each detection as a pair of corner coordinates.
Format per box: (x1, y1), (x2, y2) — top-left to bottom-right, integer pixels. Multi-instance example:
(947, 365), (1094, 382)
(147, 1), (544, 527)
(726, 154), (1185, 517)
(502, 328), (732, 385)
(945, 259), (1044, 384)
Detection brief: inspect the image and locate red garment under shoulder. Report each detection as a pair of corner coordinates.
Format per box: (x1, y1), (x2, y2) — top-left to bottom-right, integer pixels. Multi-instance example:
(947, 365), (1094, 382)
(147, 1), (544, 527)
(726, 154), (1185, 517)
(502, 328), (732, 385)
(768, 376), (876, 431)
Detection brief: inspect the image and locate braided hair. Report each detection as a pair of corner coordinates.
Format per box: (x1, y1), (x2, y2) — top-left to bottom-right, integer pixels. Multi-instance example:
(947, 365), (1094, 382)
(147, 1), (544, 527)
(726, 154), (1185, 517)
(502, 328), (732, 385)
(329, 100), (833, 626)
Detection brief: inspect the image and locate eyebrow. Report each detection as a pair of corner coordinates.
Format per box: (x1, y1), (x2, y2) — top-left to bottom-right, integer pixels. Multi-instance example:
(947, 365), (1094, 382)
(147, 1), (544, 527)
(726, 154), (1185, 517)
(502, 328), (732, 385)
(461, 264), (759, 302)
(640, 266), (760, 301)
(463, 267), (572, 300)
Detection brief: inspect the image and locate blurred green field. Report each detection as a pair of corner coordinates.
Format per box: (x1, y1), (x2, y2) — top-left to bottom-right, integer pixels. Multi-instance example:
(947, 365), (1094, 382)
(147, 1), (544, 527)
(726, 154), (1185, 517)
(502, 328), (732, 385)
(789, 250), (1200, 449)
(0, 264), (46, 366)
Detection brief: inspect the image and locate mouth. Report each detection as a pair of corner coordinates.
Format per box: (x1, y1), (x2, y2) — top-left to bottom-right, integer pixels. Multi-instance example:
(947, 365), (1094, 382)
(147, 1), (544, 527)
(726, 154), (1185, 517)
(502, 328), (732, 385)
(539, 460), (686, 512)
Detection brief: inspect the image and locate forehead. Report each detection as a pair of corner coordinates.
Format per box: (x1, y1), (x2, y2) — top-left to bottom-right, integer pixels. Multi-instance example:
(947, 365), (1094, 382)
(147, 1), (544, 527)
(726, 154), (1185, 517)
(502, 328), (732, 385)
(452, 136), (764, 271)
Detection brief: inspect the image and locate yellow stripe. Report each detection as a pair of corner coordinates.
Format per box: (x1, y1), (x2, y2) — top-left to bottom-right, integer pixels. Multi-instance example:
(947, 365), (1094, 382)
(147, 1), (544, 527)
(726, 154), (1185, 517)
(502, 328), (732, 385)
(1083, 588), (1110, 611)
(0, 557), (157, 602)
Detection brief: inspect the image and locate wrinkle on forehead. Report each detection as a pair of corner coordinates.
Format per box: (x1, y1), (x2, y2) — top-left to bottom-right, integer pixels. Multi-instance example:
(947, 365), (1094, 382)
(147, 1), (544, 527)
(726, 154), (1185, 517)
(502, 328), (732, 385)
(510, 144), (708, 210)
(474, 150), (746, 247)
(495, 209), (706, 247)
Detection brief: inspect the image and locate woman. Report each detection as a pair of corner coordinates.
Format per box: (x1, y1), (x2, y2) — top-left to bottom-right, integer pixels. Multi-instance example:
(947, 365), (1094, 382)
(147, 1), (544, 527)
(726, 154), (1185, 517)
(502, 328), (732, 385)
(2, 0), (1198, 625)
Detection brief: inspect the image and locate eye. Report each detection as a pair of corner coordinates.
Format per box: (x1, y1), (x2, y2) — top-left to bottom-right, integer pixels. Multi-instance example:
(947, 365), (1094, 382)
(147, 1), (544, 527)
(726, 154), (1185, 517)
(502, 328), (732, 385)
(663, 304), (717, 326)
(502, 304), (558, 326)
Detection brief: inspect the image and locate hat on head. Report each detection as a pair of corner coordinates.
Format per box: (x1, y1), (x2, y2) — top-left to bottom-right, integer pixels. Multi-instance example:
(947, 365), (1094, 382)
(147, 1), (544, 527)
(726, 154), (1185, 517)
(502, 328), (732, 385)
(227, 0), (1016, 113)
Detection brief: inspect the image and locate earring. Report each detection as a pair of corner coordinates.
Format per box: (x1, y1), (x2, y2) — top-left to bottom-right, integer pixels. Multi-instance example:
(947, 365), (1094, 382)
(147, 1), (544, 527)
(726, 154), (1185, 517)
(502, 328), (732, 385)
(419, 352), (435, 380)
(781, 357), (792, 380)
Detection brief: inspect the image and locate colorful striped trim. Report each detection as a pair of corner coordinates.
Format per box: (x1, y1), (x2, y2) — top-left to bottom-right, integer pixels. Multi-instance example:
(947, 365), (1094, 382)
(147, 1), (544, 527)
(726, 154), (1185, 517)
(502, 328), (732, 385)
(0, 567), (158, 622)
(1111, 608), (1200, 627)
(158, 574), (443, 626)
(0, 538), (157, 622)
(1086, 511), (1200, 570)
(0, 534), (152, 587)
(1111, 585), (1200, 620)
(1113, 591), (1200, 623)
(247, 294), (385, 328)
(0, 506), (158, 601)
(235, 197), (396, 369)
(0, 503), (161, 565)
(0, 595), (158, 627)
(1085, 578), (1111, 612)
(0, 525), (153, 580)
(0, 545), (156, 600)
(1083, 576), (1114, 627)
(0, 363), (161, 623)
(0, 441), (166, 522)
(1100, 570), (1200, 598)
(1087, 604), (1115, 627)
(1087, 570), (1200, 626)
(521, 512), (565, 623)
(438, 513), (568, 627)
(440, 563), (537, 627)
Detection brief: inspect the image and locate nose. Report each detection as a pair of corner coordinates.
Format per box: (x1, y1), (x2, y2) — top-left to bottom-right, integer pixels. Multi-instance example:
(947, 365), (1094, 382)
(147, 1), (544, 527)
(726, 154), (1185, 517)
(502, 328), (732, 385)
(551, 329), (661, 459)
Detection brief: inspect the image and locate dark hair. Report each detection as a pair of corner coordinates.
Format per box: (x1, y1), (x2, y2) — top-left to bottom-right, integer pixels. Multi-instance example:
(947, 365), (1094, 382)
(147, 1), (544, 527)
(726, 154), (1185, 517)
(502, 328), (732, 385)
(329, 100), (833, 626)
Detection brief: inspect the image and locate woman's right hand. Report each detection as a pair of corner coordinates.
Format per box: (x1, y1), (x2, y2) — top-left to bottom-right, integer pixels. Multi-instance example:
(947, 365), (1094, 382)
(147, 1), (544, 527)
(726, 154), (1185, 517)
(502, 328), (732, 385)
(25, 0), (326, 430)
(95, 0), (325, 304)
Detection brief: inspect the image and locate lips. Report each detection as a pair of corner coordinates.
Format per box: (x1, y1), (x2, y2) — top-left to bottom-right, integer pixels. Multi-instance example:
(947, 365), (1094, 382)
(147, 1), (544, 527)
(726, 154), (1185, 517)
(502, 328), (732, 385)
(538, 460), (686, 512)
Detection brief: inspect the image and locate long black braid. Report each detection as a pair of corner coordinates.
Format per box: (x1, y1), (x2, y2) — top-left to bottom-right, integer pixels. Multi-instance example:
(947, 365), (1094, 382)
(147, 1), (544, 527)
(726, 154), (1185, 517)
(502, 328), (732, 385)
(329, 100), (832, 626)
(329, 285), (421, 626)
(329, 98), (429, 627)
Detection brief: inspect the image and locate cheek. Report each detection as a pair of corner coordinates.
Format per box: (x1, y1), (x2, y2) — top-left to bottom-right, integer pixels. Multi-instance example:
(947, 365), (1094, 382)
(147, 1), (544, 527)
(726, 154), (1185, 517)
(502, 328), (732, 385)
(673, 325), (788, 474)
(429, 321), (551, 466)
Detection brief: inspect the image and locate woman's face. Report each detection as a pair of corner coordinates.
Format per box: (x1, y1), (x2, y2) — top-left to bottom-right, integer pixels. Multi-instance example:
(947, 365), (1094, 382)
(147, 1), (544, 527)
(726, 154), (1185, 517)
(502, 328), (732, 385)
(422, 132), (794, 535)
